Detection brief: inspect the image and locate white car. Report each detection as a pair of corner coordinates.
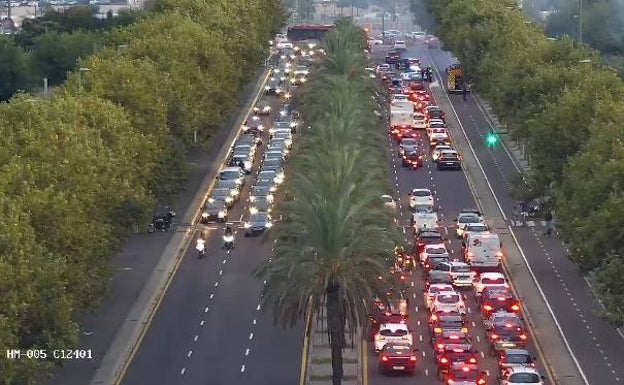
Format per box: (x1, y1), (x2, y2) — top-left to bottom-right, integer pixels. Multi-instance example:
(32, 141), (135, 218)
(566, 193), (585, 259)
(381, 194), (396, 210)
(434, 261), (476, 287)
(428, 128), (449, 145)
(368, 37), (383, 45)
(374, 323), (413, 352)
(432, 145), (452, 162)
(394, 40), (407, 50)
(431, 291), (467, 315)
(499, 367), (545, 385)
(413, 112), (427, 129)
(392, 94), (409, 103)
(409, 188), (434, 209)
(423, 284), (455, 310)
(419, 245), (449, 264)
(455, 213), (483, 238)
(462, 222), (489, 236)
(474, 272), (508, 295)
(411, 31), (426, 40)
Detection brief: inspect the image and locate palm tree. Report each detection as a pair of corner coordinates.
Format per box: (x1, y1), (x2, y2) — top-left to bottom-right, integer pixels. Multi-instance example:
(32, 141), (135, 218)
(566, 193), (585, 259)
(255, 20), (400, 385)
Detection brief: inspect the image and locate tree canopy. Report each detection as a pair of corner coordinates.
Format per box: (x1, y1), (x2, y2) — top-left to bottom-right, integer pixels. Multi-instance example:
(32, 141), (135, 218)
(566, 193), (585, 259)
(412, 0), (624, 324)
(0, 1), (285, 383)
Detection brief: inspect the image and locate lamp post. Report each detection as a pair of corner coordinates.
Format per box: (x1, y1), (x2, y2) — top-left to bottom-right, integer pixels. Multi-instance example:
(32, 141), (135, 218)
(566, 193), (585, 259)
(579, 0), (583, 44)
(78, 67), (90, 91)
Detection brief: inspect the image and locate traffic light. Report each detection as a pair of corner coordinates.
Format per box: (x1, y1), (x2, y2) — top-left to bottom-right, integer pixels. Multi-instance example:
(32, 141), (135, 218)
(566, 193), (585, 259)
(485, 131), (498, 147)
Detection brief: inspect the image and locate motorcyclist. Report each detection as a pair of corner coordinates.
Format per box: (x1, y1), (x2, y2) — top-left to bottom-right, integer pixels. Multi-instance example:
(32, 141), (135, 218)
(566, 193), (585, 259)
(196, 232), (206, 258)
(223, 223), (235, 249)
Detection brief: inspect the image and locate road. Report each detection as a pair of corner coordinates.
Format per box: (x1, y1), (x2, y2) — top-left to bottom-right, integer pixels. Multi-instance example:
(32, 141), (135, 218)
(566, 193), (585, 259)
(365, 47), (550, 385)
(422, 44), (624, 384)
(119, 75), (304, 385)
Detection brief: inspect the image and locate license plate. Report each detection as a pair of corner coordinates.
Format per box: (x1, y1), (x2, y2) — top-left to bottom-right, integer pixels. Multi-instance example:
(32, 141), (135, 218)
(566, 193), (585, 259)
(445, 162), (453, 165)
(393, 366), (405, 370)
(502, 343), (515, 347)
(458, 276), (470, 279)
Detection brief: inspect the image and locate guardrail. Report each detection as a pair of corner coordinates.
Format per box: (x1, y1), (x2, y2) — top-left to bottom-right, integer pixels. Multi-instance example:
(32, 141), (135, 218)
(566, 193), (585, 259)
(300, 297), (314, 385)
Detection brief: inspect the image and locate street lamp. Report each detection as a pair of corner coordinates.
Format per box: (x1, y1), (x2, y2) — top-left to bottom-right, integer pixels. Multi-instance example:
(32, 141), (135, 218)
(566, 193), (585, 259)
(78, 67), (90, 91)
(579, 0), (583, 44)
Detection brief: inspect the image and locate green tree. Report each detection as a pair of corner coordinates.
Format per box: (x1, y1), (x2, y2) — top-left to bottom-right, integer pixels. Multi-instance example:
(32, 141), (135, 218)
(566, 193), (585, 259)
(256, 21), (398, 385)
(0, 37), (34, 100)
(591, 256), (624, 326)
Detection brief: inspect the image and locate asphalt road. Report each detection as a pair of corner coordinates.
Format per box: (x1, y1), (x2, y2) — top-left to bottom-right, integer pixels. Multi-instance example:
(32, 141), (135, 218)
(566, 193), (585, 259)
(120, 78), (303, 385)
(365, 111), (550, 384)
(420, 44), (624, 383)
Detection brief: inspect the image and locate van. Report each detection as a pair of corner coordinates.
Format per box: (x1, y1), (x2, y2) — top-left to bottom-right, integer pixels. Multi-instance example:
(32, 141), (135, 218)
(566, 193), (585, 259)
(412, 212), (439, 232)
(394, 40), (407, 50)
(463, 233), (502, 269)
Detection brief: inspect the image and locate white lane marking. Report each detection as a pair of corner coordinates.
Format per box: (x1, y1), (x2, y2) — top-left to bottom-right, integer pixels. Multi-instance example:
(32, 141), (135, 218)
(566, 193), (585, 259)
(219, 269), (223, 276)
(215, 281), (219, 287)
(425, 368), (429, 376)
(257, 304), (261, 311)
(200, 320), (205, 326)
(223, 259), (227, 264)
(245, 348), (250, 356)
(204, 307), (209, 313)
(187, 350), (193, 358)
(194, 335), (198, 342)
(210, 293), (214, 299)
(249, 333), (254, 340)
(241, 365), (246, 373)
(253, 319), (257, 325)
(180, 367), (186, 375)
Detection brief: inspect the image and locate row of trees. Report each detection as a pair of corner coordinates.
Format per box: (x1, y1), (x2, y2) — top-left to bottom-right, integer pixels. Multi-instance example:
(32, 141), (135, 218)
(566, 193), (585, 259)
(411, 0), (624, 325)
(1, 7), (144, 100)
(256, 20), (399, 385)
(0, 1), (284, 384)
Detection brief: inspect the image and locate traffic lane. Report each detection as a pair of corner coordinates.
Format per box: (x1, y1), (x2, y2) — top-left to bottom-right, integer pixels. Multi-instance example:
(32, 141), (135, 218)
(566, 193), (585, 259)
(389, 134), (552, 383)
(511, 227), (624, 383)
(120, 226), (231, 385)
(422, 46), (624, 381)
(180, 233), (275, 384)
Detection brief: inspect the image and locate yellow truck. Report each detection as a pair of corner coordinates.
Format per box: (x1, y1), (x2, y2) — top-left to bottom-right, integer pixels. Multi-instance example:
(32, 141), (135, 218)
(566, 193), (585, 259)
(446, 64), (468, 93)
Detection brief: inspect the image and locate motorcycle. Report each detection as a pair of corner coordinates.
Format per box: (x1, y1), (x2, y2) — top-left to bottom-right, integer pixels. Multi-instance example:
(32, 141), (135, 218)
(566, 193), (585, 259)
(223, 234), (235, 250)
(148, 209), (176, 233)
(196, 238), (206, 258)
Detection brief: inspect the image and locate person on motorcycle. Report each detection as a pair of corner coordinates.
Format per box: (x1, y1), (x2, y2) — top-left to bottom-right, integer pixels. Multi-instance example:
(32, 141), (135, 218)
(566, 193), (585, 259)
(196, 232), (206, 258)
(223, 224), (235, 249)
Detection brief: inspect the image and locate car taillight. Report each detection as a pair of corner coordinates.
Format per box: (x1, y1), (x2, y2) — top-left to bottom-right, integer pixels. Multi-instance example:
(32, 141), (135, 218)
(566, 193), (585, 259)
(520, 334), (528, 340)
(381, 356), (389, 361)
(410, 356), (417, 361)
(469, 357), (476, 363)
(461, 327), (468, 333)
(483, 305), (493, 311)
(490, 334), (498, 340)
(511, 304), (520, 311)
(447, 380), (454, 385)
(440, 357), (448, 363)
(430, 314), (438, 321)
(434, 327), (442, 333)
(437, 343), (444, 349)
(496, 251), (504, 259)
(478, 379), (486, 385)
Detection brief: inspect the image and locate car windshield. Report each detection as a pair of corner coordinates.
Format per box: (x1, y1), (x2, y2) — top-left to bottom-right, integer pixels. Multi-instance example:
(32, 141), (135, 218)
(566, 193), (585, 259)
(506, 354), (531, 364)
(258, 171), (276, 180)
(401, 139), (417, 146)
(439, 318), (463, 327)
(205, 202), (224, 210)
(220, 170), (240, 180)
(437, 294), (460, 304)
(379, 328), (408, 336)
(381, 196), (393, 203)
(483, 277), (505, 284)
(459, 215), (480, 223)
(466, 224), (487, 232)
(250, 213), (268, 222)
(451, 369), (478, 380)
(426, 247), (446, 254)
(429, 285), (452, 294)
(509, 373), (541, 383)
(385, 344), (412, 355)
(451, 265), (471, 273)
(414, 204), (433, 213)
(430, 123), (445, 128)
(493, 325), (522, 335)
(252, 186), (270, 194)
(428, 257), (449, 266)
(412, 190), (431, 197)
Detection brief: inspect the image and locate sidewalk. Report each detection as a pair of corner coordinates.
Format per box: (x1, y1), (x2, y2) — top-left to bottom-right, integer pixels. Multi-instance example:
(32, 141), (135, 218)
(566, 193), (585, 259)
(306, 311), (362, 385)
(45, 67), (269, 385)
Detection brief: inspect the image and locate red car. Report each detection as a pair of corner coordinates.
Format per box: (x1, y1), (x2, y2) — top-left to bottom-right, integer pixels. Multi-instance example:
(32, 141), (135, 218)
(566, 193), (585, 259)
(480, 287), (521, 318)
(443, 363), (487, 384)
(436, 344), (479, 378)
(414, 230), (446, 255)
(378, 342), (418, 374)
(401, 150), (424, 169)
(488, 322), (528, 353)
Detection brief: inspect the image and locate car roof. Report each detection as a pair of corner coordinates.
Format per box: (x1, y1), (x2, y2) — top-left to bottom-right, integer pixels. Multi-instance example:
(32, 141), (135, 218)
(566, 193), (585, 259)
(448, 261), (469, 266)
(481, 272), (505, 278)
(503, 348), (530, 355)
(221, 166), (242, 172)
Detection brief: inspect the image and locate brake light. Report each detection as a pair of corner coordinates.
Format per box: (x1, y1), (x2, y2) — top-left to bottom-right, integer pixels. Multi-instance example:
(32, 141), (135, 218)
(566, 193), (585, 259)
(410, 356), (417, 361)
(505, 323), (513, 327)
(440, 357), (448, 363)
(461, 327), (468, 333)
(453, 349), (464, 353)
(483, 305), (493, 311)
(469, 357), (477, 363)
(497, 297), (506, 301)
(490, 334), (498, 339)
(461, 366), (470, 372)
(478, 379), (486, 385)
(437, 343), (444, 349)
(430, 314), (438, 321)
(520, 334), (528, 340)
(434, 327), (442, 333)
(376, 335), (385, 341)
(385, 312), (391, 316)
(467, 252), (474, 258)
(447, 379), (454, 385)
(449, 335), (459, 339)
(381, 356), (388, 361)
(511, 304), (520, 311)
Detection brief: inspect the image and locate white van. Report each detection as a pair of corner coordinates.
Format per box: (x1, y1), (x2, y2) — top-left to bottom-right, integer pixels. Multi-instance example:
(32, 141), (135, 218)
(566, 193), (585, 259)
(394, 40), (407, 50)
(412, 212), (439, 232)
(463, 233), (502, 269)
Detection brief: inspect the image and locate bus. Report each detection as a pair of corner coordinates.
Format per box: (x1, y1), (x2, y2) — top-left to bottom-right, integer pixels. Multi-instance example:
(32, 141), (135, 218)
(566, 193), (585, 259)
(286, 24), (333, 41)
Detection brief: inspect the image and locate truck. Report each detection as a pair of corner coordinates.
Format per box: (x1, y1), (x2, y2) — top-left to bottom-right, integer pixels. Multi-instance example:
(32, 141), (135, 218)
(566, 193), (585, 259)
(390, 100), (414, 129)
(446, 64), (468, 94)
(462, 233), (502, 270)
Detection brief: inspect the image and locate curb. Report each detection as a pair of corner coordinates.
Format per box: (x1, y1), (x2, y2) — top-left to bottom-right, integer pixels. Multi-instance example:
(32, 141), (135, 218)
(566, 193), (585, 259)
(90, 60), (273, 385)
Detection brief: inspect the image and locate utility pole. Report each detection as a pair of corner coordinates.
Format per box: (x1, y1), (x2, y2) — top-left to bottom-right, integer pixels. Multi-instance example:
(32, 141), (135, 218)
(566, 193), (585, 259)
(7, 0), (12, 21)
(579, 0), (583, 44)
(381, 11), (385, 39)
(351, 0), (354, 20)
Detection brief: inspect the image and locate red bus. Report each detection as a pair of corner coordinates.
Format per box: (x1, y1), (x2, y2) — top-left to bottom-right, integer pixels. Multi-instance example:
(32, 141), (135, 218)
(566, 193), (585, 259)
(286, 24), (333, 41)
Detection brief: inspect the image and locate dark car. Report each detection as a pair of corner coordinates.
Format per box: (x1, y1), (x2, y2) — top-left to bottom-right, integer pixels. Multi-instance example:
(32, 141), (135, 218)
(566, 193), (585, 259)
(437, 150), (462, 170)
(401, 150), (424, 169)
(435, 344), (478, 378)
(433, 331), (471, 354)
(207, 189), (234, 208)
(498, 349), (536, 374)
(253, 99), (272, 115)
(429, 312), (468, 342)
(443, 363), (486, 385)
(243, 116), (265, 135)
(244, 212), (273, 235)
(414, 230), (446, 255)
(378, 343), (418, 374)
(249, 196), (272, 214)
(426, 267), (454, 284)
(488, 322), (528, 353)
(228, 154), (252, 174)
(480, 287), (521, 318)
(250, 185), (274, 203)
(265, 78), (282, 95)
(201, 200), (227, 223)
(426, 105), (445, 120)
(385, 50), (401, 64)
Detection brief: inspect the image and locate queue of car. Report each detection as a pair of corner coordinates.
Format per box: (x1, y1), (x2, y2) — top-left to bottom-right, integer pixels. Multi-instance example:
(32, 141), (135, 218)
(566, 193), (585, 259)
(369, 51), (547, 385)
(200, 43), (312, 236)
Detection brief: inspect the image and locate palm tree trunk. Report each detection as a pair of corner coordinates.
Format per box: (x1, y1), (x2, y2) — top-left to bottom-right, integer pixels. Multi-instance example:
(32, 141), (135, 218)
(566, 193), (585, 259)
(326, 281), (344, 385)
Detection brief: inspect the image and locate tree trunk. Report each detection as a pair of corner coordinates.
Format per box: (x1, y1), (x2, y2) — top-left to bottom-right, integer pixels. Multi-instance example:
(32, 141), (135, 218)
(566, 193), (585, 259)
(326, 281), (344, 385)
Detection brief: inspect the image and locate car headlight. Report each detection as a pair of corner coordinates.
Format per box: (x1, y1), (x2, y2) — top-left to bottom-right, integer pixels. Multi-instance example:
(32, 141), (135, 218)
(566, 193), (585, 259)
(218, 210), (226, 218)
(269, 186), (276, 192)
(258, 125), (264, 131)
(250, 206), (258, 214)
(242, 125), (249, 131)
(230, 189), (239, 197)
(244, 223), (251, 228)
(267, 194), (274, 203)
(244, 161), (252, 169)
(235, 179), (243, 186)
(225, 196), (233, 203)
(269, 128), (276, 134)
(263, 106), (271, 111)
(266, 222), (273, 228)
(207, 197), (215, 203)
(290, 122), (297, 128)
(280, 55), (286, 59)
(285, 93), (291, 99)
(250, 196), (256, 202)
(201, 212), (208, 218)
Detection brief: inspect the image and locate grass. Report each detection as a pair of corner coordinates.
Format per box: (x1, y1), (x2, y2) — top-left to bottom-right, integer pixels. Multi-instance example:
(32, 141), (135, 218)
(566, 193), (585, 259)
(311, 357), (358, 364)
(310, 375), (358, 381)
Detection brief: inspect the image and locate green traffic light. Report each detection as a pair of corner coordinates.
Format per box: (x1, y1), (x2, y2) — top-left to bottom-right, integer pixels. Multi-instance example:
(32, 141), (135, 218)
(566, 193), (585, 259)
(486, 131), (498, 146)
